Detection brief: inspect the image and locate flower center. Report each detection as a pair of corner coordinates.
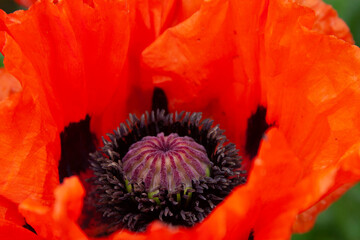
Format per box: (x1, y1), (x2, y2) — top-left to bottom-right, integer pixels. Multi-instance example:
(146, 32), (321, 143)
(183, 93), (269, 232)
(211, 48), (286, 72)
(89, 110), (245, 234)
(123, 133), (211, 193)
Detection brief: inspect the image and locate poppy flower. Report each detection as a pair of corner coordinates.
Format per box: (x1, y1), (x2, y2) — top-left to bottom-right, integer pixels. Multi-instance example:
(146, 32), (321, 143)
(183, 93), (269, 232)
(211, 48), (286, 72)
(0, 0), (360, 239)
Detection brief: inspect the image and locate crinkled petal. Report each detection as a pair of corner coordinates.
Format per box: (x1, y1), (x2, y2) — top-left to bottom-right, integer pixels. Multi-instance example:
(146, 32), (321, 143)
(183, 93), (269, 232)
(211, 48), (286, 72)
(0, 0), (131, 130)
(143, 0), (360, 235)
(262, 0), (360, 183)
(0, 1), (204, 237)
(249, 129), (338, 239)
(0, 0), (203, 141)
(0, 30), (60, 231)
(0, 0), (133, 208)
(93, 0), (202, 138)
(143, 0), (268, 157)
(0, 90), (59, 205)
(258, 0), (360, 232)
(129, 0), (202, 39)
(293, 142), (360, 232)
(295, 0), (354, 43)
(0, 17), (62, 206)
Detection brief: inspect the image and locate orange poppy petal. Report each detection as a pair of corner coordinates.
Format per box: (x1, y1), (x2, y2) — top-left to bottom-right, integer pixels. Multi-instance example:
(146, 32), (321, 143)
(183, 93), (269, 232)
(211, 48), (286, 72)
(263, 0), (360, 180)
(293, 141), (360, 232)
(0, 89), (59, 205)
(0, 196), (25, 228)
(0, 1), (205, 238)
(261, 0), (360, 231)
(19, 176), (87, 240)
(0, 69), (21, 102)
(0, 219), (39, 240)
(249, 128), (340, 239)
(94, 0), (203, 138)
(0, 24), (62, 206)
(92, 0), (202, 138)
(295, 0), (354, 43)
(143, 0), (360, 235)
(143, 0), (268, 156)
(1, 0), (131, 130)
(129, 0), (202, 39)
(1, 0), (202, 140)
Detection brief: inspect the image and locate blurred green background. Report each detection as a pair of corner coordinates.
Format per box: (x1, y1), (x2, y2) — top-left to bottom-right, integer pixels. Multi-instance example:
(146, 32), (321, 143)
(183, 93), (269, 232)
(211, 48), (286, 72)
(0, 0), (359, 239)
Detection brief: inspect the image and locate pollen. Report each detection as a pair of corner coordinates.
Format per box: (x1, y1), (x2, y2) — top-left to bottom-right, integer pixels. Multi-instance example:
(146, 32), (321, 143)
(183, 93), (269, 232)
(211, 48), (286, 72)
(122, 133), (211, 193)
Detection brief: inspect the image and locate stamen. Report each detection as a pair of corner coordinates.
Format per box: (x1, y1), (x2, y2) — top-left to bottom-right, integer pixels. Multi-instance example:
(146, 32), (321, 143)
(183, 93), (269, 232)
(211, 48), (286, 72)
(88, 110), (245, 234)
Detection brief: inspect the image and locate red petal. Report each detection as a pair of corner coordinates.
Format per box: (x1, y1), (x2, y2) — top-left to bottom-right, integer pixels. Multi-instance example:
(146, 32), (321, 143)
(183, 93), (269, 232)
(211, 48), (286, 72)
(143, 0), (360, 235)
(93, 0), (202, 137)
(1, 0), (131, 130)
(293, 141), (360, 232)
(0, 90), (59, 205)
(249, 129), (340, 239)
(19, 177), (87, 240)
(0, 219), (39, 240)
(0, 196), (25, 227)
(260, 0), (360, 231)
(263, 0), (360, 181)
(1, 0), (202, 141)
(143, 0), (268, 156)
(295, 0), (354, 43)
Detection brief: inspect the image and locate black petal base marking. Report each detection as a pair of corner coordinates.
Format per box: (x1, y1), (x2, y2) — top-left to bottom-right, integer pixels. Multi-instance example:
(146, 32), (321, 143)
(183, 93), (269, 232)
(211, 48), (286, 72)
(152, 87), (168, 114)
(248, 230), (254, 240)
(58, 115), (97, 183)
(23, 220), (37, 234)
(245, 106), (269, 159)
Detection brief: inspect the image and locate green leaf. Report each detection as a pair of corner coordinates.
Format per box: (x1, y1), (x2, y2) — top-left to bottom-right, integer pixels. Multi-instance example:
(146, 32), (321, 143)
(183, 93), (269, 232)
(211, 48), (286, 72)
(0, 54), (3, 68)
